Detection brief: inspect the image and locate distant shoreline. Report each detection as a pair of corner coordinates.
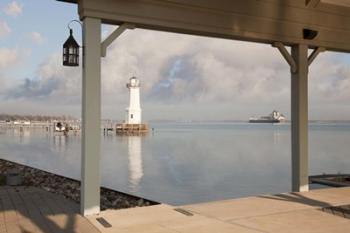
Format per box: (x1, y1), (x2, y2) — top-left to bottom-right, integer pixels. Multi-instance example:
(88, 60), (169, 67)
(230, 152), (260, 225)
(148, 120), (350, 124)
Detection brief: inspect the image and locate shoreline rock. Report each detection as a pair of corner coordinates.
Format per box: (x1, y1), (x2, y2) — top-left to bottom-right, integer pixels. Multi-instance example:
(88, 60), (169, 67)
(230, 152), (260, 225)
(0, 159), (158, 210)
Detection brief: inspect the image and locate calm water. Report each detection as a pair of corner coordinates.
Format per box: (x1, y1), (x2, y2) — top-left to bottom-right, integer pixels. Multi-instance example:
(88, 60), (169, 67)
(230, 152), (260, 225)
(0, 122), (349, 205)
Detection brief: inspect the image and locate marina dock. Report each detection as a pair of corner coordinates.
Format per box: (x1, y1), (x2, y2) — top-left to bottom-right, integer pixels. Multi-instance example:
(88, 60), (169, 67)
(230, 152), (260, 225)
(2, 185), (350, 233)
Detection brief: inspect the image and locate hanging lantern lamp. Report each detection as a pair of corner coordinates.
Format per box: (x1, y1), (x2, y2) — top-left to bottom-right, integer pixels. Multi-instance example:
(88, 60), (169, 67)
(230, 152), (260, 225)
(63, 22), (80, 66)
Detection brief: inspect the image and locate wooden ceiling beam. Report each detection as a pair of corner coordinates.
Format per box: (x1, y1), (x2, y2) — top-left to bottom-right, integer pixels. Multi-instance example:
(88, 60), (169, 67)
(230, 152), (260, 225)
(306, 0), (320, 8)
(57, 0), (350, 52)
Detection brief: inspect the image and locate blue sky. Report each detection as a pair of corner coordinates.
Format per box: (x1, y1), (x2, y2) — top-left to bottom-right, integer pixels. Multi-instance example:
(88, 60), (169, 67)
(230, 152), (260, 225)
(1, 1), (350, 121)
(1, 1), (79, 78)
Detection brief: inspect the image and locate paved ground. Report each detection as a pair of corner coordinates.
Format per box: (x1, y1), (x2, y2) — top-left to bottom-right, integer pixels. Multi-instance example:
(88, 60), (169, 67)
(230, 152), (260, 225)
(1, 185), (350, 233)
(87, 187), (350, 233)
(0, 186), (99, 233)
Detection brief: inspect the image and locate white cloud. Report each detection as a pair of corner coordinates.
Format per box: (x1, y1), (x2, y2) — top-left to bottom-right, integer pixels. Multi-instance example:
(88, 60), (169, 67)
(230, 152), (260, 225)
(2, 28), (350, 120)
(0, 48), (19, 69)
(3, 1), (23, 17)
(99, 29), (290, 107)
(310, 56), (350, 103)
(0, 21), (11, 37)
(29, 32), (45, 45)
(3, 51), (81, 104)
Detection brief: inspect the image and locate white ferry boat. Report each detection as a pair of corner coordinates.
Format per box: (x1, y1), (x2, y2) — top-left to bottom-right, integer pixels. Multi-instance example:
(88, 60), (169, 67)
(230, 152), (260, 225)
(249, 110), (286, 123)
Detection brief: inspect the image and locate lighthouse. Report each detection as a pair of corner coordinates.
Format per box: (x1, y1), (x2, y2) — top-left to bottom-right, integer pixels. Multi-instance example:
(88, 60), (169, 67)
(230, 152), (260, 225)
(116, 77), (148, 134)
(126, 77), (141, 124)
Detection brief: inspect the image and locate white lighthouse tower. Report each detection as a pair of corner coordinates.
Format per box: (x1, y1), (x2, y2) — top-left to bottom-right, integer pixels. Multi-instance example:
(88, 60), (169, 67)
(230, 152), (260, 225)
(116, 77), (148, 133)
(126, 77), (141, 124)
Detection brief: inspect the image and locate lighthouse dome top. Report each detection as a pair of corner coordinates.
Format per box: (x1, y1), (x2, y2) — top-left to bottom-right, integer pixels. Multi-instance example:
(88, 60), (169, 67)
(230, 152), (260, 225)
(127, 76), (140, 88)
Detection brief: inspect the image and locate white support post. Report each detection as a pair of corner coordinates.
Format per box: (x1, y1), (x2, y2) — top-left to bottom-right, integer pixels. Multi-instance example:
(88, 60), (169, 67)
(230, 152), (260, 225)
(291, 44), (309, 192)
(274, 43), (324, 192)
(81, 17), (101, 216)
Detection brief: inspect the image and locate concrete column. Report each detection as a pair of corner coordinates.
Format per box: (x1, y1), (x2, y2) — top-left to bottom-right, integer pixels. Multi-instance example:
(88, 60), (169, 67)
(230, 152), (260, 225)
(291, 44), (309, 192)
(81, 17), (101, 216)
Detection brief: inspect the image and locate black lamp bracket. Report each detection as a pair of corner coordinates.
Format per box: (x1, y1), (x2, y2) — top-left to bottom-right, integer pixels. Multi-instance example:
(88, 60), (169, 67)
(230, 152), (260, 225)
(68, 19), (82, 30)
(68, 20), (83, 48)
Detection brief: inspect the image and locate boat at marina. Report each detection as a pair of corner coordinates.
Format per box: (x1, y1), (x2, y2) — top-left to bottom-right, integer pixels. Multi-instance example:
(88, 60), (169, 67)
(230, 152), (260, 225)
(249, 110), (286, 123)
(54, 122), (66, 132)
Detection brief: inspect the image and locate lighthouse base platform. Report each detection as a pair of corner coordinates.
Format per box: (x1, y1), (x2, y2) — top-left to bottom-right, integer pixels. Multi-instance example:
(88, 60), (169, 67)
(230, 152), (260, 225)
(116, 123), (149, 135)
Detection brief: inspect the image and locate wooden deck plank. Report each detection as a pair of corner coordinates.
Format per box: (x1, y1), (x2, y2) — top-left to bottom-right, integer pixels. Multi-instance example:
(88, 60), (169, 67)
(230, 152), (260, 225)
(7, 188), (29, 221)
(0, 198), (6, 227)
(53, 195), (79, 214)
(39, 192), (67, 216)
(5, 222), (21, 233)
(19, 187), (84, 233)
(1, 194), (18, 224)
(35, 190), (100, 233)
(31, 192), (54, 216)
(0, 186), (101, 233)
(18, 191), (57, 233)
(39, 189), (77, 213)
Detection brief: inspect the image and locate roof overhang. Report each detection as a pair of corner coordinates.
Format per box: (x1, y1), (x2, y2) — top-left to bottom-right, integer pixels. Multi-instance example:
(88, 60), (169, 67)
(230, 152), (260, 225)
(57, 0), (350, 52)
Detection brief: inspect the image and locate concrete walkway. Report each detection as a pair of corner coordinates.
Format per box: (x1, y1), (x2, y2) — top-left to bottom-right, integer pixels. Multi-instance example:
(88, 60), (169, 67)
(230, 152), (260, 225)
(1, 185), (350, 232)
(87, 187), (350, 233)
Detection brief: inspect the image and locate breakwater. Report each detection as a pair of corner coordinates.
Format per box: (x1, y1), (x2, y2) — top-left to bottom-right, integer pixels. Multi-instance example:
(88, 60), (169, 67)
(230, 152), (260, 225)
(0, 159), (158, 210)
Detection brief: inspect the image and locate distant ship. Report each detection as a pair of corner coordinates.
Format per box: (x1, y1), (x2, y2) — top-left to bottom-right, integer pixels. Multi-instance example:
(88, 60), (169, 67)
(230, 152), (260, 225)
(249, 110), (286, 123)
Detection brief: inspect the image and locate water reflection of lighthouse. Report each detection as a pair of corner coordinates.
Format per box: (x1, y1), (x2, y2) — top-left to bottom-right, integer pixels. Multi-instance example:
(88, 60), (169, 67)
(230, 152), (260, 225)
(128, 136), (143, 191)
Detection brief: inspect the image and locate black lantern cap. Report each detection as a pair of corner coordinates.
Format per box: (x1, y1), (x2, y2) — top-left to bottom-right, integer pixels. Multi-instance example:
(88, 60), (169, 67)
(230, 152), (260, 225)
(63, 29), (80, 66)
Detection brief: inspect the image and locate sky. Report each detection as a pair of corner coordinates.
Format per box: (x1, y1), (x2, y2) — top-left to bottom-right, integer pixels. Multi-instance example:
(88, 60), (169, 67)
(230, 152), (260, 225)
(1, 1), (350, 121)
